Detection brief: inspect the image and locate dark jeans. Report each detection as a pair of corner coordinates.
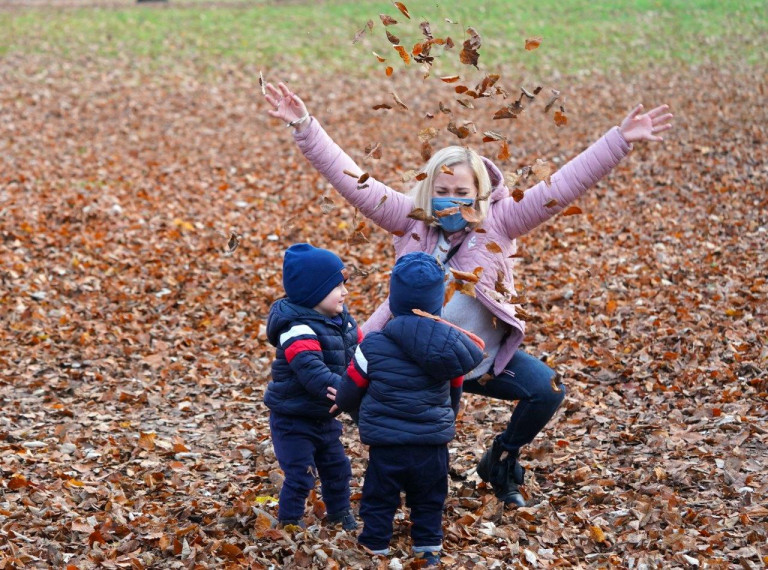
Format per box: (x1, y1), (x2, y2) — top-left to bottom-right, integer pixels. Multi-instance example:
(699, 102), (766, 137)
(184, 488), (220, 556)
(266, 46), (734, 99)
(358, 445), (448, 552)
(463, 349), (565, 455)
(269, 412), (352, 522)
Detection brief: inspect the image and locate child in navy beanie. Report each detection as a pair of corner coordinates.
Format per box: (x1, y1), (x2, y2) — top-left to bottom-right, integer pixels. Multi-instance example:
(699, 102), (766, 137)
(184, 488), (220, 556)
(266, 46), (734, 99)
(264, 243), (361, 531)
(332, 252), (485, 566)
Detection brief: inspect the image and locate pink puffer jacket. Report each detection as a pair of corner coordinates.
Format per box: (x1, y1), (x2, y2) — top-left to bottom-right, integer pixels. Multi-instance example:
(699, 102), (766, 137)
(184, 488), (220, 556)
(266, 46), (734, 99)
(294, 118), (631, 376)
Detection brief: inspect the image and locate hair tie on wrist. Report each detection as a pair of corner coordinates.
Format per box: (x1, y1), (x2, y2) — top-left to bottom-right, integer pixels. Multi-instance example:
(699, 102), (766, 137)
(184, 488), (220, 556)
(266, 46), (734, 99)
(287, 113), (310, 128)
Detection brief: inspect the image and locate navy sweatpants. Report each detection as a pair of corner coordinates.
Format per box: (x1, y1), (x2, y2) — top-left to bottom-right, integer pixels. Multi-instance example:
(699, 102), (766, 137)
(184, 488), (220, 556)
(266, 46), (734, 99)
(358, 444), (448, 553)
(269, 412), (352, 522)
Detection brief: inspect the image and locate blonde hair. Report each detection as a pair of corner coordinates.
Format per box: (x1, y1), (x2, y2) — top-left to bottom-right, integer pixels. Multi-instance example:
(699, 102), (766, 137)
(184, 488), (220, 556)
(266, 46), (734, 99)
(408, 146), (492, 222)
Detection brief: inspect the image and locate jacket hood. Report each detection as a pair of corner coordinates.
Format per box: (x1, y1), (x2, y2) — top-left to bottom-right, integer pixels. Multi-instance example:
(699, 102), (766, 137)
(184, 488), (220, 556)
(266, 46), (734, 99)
(383, 315), (479, 381)
(481, 155), (509, 204)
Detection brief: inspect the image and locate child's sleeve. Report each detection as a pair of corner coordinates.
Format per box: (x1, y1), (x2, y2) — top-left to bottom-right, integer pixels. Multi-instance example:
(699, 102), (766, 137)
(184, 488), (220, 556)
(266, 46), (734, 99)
(279, 324), (341, 398)
(450, 376), (463, 418)
(336, 345), (370, 414)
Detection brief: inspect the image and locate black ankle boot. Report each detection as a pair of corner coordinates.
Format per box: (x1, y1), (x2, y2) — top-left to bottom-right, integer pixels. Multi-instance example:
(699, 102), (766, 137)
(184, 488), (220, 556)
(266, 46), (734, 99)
(477, 438), (526, 507)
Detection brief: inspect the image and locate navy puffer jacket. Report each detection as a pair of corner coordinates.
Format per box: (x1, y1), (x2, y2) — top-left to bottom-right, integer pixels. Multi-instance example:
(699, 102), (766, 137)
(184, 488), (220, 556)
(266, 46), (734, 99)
(337, 314), (483, 446)
(265, 298), (361, 418)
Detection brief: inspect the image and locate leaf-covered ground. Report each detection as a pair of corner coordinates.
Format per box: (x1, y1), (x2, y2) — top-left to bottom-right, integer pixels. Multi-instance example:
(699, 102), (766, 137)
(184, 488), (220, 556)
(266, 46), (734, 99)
(1, 30), (767, 570)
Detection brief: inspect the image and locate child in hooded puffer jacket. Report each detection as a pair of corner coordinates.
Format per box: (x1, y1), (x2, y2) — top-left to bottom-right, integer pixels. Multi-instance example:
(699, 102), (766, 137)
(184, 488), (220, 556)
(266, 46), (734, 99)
(332, 252), (484, 566)
(264, 243), (361, 531)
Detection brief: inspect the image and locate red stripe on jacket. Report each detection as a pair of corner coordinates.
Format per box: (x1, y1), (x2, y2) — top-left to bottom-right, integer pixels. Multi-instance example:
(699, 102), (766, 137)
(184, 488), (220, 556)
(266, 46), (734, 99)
(346, 361), (369, 388)
(284, 339), (322, 363)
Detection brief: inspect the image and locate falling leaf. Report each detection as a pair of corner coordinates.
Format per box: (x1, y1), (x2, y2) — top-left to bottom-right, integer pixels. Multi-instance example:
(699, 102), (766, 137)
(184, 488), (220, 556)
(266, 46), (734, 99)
(379, 14), (398, 26)
(343, 169), (361, 178)
(258, 71), (266, 95)
(386, 66), (394, 77)
(393, 1), (411, 19)
(352, 20), (374, 44)
(391, 91), (409, 110)
(554, 109), (568, 126)
(386, 30), (401, 45)
(543, 89), (561, 113)
(544, 199), (558, 208)
(447, 121), (471, 139)
(459, 27), (482, 67)
(372, 195), (388, 212)
(394, 45), (411, 65)
(407, 208), (434, 223)
(441, 165), (454, 175)
(450, 268), (480, 283)
(525, 36), (542, 50)
(418, 127), (438, 143)
(364, 142), (383, 159)
(441, 75), (461, 83)
(372, 51), (387, 62)
(486, 242), (503, 254)
(498, 140), (511, 161)
(373, 103), (393, 111)
(531, 158), (553, 185)
(561, 205), (582, 216)
(482, 130), (506, 142)
(460, 204), (482, 223)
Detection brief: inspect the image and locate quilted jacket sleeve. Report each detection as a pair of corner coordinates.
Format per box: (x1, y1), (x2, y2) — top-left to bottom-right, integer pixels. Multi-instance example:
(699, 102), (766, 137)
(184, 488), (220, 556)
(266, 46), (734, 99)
(279, 324), (342, 399)
(294, 118), (417, 235)
(493, 126), (632, 239)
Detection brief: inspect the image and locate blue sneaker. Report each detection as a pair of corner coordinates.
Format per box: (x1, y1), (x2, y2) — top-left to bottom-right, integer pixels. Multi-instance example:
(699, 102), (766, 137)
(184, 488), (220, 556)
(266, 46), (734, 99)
(414, 550), (441, 567)
(326, 509), (358, 531)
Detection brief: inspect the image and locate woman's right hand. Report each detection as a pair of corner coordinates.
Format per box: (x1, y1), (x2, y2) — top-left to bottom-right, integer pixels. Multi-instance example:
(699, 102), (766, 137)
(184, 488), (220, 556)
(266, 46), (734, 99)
(265, 82), (310, 132)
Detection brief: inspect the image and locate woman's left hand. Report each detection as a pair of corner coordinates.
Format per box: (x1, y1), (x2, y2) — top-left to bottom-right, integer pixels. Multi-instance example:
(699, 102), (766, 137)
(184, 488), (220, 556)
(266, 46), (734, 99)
(619, 104), (673, 143)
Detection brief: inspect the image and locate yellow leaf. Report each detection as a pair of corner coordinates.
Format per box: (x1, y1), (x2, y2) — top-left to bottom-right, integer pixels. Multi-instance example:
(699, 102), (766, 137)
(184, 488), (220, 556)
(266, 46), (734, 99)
(172, 218), (194, 231)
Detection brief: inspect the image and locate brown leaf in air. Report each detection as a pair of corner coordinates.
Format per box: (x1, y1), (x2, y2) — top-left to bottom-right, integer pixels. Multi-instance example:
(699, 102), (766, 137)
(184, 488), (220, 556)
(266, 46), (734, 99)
(561, 205), (582, 216)
(497, 140), (511, 161)
(441, 165), (454, 175)
(554, 109), (568, 126)
(441, 75), (461, 83)
(372, 51), (387, 62)
(394, 45), (411, 65)
(364, 142), (382, 159)
(393, 1), (411, 19)
(525, 36), (543, 50)
(460, 204), (482, 223)
(380, 14), (398, 26)
(486, 241), (503, 254)
(543, 89), (561, 113)
(391, 91), (409, 110)
(532, 158), (553, 185)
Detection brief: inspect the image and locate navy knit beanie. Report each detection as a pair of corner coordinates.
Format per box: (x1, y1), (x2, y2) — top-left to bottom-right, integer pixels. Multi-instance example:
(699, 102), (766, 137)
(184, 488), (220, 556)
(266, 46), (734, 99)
(389, 252), (445, 317)
(283, 243), (346, 309)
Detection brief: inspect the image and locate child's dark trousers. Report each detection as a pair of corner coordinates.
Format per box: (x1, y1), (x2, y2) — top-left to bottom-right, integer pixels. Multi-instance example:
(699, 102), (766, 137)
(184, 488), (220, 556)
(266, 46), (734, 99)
(358, 444), (448, 552)
(269, 412), (352, 522)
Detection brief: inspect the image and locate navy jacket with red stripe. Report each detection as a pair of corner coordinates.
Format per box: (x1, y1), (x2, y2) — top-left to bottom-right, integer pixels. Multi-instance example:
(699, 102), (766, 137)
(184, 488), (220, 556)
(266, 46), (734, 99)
(265, 298), (361, 418)
(336, 315), (483, 446)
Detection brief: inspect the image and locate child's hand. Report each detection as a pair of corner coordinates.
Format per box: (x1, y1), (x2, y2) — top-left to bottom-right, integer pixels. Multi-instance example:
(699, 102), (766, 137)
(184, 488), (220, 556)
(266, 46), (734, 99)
(265, 82), (310, 131)
(619, 104), (673, 143)
(327, 386), (338, 414)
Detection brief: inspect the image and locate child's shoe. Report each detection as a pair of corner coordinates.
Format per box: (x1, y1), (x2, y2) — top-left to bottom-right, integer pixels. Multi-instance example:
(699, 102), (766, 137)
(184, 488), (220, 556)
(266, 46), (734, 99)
(326, 509), (358, 530)
(414, 550), (441, 567)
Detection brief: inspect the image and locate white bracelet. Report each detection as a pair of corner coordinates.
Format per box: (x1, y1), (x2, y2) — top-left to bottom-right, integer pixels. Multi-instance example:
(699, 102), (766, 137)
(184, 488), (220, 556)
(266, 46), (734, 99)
(287, 113), (310, 128)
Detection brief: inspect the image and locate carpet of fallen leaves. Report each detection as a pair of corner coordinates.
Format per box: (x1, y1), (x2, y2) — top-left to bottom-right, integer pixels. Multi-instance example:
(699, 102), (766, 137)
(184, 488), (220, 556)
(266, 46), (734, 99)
(1, 33), (767, 569)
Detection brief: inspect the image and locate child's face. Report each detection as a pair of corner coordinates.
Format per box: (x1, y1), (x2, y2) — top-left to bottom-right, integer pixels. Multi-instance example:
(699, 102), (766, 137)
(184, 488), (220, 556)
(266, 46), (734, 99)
(314, 282), (348, 317)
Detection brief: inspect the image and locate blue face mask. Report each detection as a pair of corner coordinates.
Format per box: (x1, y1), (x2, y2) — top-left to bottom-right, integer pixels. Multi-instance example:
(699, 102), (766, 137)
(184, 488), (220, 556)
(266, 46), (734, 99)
(431, 197), (475, 232)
